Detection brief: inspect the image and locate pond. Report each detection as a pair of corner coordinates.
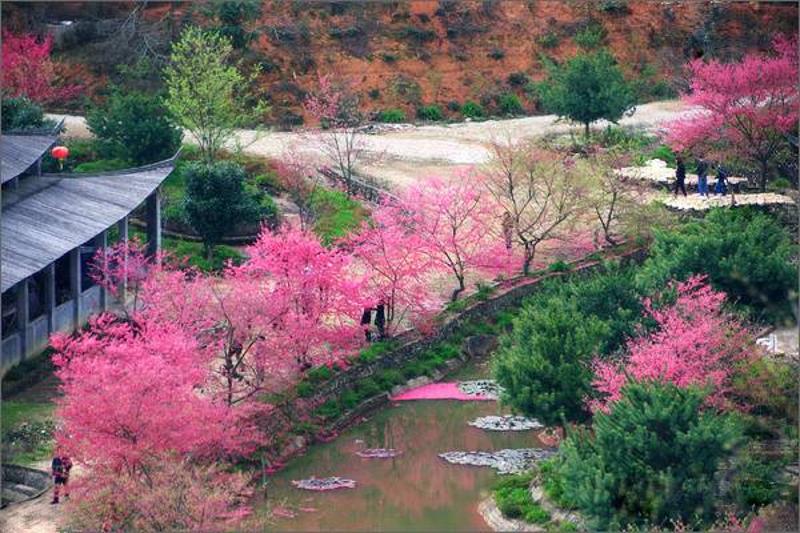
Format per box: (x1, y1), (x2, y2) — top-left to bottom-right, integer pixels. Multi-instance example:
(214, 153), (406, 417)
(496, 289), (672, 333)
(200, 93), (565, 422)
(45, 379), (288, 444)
(253, 362), (546, 531)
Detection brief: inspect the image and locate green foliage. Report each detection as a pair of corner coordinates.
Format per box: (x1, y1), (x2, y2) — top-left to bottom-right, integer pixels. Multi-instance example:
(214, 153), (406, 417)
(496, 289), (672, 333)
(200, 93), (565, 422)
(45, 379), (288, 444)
(493, 473), (550, 524)
(165, 26), (267, 163)
(600, 0), (629, 13)
(769, 177), (792, 190)
(211, 0), (261, 49)
(493, 296), (610, 425)
(1, 96), (54, 131)
(460, 101), (484, 119)
(556, 381), (743, 530)
(573, 24), (606, 50)
(493, 267), (643, 424)
(538, 50), (635, 137)
(538, 31), (559, 49)
(727, 444), (786, 511)
(547, 260), (570, 272)
(538, 458), (571, 509)
(309, 188), (367, 245)
(497, 93), (523, 115)
(488, 47), (506, 60)
(73, 159), (131, 173)
(306, 365), (333, 383)
(86, 90), (183, 165)
(359, 341), (396, 363)
(636, 207), (797, 320)
(732, 358), (799, 430)
(377, 108), (406, 123)
(447, 100), (461, 112)
(296, 382), (314, 398)
(316, 399), (342, 420)
(375, 369), (404, 390)
(417, 104), (444, 121)
(507, 72), (530, 87)
(182, 161), (263, 257)
(164, 237), (244, 272)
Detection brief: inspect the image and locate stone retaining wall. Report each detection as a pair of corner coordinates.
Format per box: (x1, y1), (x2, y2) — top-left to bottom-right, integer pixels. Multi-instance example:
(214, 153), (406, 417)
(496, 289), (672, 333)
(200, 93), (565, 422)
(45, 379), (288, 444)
(302, 246), (646, 404)
(262, 245), (646, 459)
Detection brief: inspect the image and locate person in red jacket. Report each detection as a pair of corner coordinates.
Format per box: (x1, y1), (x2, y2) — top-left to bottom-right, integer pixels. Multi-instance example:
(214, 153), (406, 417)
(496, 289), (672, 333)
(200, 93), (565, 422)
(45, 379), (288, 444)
(51, 451), (73, 504)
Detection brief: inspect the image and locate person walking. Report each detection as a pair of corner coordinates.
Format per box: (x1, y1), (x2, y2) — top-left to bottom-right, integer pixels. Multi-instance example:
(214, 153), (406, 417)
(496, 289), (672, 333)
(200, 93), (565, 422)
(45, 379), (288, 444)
(674, 156), (687, 196)
(51, 452), (73, 504)
(696, 155), (709, 198)
(714, 163), (729, 196)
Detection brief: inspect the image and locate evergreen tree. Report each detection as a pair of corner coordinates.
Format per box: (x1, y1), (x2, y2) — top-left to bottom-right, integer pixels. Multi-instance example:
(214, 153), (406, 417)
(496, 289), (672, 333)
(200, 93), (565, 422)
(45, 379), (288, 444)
(183, 162), (262, 259)
(538, 49), (635, 138)
(555, 381), (742, 530)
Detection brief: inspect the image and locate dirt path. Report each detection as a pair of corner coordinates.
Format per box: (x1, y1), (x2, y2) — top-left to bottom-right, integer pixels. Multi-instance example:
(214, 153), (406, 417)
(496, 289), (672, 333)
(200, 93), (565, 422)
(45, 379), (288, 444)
(0, 460), (61, 533)
(49, 100), (692, 188)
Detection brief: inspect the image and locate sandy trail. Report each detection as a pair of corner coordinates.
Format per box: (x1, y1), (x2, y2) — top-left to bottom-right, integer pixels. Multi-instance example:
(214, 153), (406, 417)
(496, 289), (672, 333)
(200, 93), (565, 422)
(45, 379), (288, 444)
(50, 100), (692, 188)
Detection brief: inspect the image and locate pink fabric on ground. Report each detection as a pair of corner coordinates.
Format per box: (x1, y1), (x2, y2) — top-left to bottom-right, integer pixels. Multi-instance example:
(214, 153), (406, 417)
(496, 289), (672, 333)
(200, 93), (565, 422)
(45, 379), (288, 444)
(391, 382), (494, 401)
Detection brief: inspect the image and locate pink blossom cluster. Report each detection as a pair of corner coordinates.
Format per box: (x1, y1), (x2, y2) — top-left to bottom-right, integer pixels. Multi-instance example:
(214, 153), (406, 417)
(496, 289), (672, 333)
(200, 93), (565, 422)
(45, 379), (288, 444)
(590, 276), (755, 413)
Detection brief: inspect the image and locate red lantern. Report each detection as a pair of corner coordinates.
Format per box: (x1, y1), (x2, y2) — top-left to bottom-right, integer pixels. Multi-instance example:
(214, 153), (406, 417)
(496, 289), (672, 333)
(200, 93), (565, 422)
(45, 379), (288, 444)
(51, 145), (69, 170)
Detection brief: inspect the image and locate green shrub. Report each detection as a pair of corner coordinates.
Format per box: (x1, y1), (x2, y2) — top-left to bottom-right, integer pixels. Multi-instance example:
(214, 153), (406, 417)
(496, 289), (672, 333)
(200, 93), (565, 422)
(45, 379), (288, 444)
(316, 399), (342, 420)
(306, 365), (333, 383)
(636, 207), (797, 321)
(538, 31), (559, 49)
(497, 93), (523, 115)
(769, 177), (792, 190)
(165, 238), (244, 272)
(375, 369), (404, 390)
(381, 52), (397, 63)
(368, 88), (381, 99)
(73, 159), (131, 173)
(547, 260), (569, 272)
(296, 382), (314, 398)
(417, 104), (444, 121)
(727, 444), (786, 511)
(1, 97), (55, 131)
(183, 161), (263, 258)
(309, 188), (367, 245)
(460, 101), (484, 119)
(488, 47), (505, 60)
(354, 378), (381, 399)
(573, 24), (606, 50)
(359, 340), (396, 363)
(340, 390), (360, 410)
(556, 381), (743, 530)
(600, 0), (629, 13)
(493, 473), (550, 524)
(447, 100), (461, 112)
(86, 90), (183, 165)
(507, 71), (530, 87)
(377, 108), (406, 123)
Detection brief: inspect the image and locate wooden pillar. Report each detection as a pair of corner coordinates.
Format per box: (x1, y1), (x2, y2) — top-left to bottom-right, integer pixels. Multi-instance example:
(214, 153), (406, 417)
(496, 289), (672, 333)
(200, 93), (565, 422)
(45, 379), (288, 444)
(16, 280), (29, 357)
(69, 247), (82, 329)
(146, 189), (161, 257)
(94, 230), (108, 311)
(117, 216), (129, 299)
(44, 263), (56, 333)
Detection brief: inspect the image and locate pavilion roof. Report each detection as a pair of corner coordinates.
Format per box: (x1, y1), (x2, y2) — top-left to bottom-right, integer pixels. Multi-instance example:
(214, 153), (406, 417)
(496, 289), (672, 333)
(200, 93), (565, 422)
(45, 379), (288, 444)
(1, 155), (178, 292)
(0, 133), (58, 185)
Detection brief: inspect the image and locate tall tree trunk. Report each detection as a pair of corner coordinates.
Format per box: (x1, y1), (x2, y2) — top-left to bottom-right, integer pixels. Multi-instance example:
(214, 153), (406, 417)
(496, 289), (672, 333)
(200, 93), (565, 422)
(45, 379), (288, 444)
(584, 121), (591, 140)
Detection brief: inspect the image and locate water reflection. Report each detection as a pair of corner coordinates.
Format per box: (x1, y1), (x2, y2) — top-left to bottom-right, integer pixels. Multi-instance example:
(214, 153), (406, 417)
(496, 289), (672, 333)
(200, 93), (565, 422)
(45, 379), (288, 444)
(255, 399), (544, 531)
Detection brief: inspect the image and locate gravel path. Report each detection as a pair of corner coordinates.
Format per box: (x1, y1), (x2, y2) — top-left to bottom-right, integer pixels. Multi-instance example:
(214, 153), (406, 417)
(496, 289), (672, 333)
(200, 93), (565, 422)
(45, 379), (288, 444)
(49, 100), (693, 188)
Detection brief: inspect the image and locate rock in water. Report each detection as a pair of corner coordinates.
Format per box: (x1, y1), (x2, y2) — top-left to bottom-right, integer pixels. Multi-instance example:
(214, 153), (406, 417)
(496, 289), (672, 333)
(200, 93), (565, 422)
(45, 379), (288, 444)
(468, 415), (543, 431)
(356, 448), (402, 458)
(457, 380), (503, 399)
(291, 477), (357, 491)
(439, 448), (555, 475)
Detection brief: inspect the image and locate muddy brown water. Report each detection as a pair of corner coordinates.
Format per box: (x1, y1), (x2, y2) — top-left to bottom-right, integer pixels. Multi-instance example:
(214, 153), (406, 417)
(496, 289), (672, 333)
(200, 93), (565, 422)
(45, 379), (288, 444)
(252, 362), (545, 531)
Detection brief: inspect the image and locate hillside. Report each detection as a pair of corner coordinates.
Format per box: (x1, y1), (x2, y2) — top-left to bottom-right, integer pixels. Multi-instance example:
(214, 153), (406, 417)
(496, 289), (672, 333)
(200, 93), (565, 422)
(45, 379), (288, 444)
(3, 1), (797, 126)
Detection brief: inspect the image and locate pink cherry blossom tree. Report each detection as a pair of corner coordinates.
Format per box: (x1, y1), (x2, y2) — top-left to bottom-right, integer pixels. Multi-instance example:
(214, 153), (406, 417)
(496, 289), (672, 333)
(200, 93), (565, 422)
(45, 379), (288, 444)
(348, 201), (441, 335)
(482, 139), (588, 275)
(664, 35), (799, 191)
(1, 31), (81, 103)
(397, 174), (507, 301)
(304, 75), (371, 196)
(589, 276), (754, 413)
